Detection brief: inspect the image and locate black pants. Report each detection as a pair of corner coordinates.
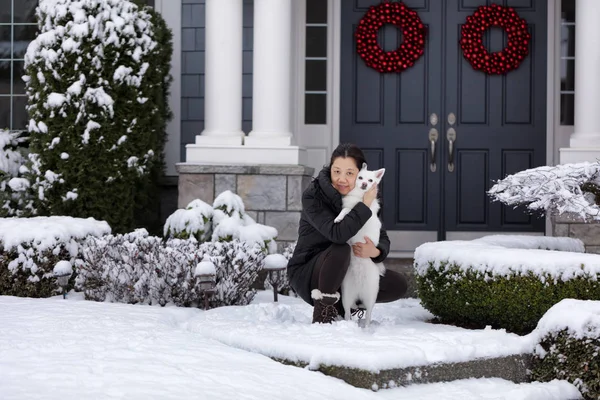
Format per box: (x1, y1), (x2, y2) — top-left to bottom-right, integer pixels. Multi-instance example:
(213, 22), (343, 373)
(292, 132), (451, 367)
(310, 243), (408, 304)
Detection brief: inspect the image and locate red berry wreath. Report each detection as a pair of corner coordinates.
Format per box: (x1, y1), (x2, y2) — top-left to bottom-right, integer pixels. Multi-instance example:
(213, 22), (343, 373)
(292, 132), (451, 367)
(355, 2), (426, 73)
(460, 3), (531, 75)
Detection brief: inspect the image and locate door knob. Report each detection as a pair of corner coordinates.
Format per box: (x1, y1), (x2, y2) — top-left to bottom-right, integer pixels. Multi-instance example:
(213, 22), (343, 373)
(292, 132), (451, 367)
(447, 112), (456, 126)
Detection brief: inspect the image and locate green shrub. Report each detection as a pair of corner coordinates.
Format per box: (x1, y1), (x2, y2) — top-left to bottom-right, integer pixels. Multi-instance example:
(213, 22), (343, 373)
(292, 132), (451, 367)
(415, 236), (600, 335)
(531, 299), (600, 400)
(532, 329), (599, 400)
(23, 0), (171, 233)
(0, 246), (75, 298)
(0, 216), (111, 297)
(417, 261), (600, 334)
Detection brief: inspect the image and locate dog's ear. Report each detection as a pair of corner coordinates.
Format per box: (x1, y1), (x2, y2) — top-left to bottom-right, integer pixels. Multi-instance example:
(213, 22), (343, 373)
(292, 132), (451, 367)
(374, 168), (385, 179)
(361, 162), (368, 170)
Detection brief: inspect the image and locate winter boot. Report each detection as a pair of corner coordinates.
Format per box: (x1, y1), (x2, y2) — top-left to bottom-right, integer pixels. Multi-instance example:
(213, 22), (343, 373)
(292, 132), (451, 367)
(311, 289), (340, 324)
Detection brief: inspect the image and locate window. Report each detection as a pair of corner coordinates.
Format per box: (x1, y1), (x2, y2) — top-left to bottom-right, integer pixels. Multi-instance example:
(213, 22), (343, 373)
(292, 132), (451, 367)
(304, 0), (328, 125)
(0, 0), (37, 131)
(560, 0), (575, 126)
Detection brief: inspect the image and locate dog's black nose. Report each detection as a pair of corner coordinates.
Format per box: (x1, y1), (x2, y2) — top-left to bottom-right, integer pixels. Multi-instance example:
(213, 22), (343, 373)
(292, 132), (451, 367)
(361, 183), (367, 190)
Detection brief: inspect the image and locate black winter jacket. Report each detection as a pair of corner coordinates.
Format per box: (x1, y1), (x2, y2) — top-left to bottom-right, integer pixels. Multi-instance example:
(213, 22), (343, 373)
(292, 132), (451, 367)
(287, 167), (391, 305)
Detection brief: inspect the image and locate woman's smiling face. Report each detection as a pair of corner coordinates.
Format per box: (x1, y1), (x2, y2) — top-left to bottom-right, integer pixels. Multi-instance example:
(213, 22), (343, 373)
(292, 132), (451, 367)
(330, 157), (359, 195)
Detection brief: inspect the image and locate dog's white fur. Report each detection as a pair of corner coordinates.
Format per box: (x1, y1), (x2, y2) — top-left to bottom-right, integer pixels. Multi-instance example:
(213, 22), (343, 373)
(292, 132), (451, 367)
(333, 163), (385, 327)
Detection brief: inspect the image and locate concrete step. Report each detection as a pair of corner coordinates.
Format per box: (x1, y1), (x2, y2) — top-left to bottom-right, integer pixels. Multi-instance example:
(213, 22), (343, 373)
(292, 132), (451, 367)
(276, 353), (533, 391)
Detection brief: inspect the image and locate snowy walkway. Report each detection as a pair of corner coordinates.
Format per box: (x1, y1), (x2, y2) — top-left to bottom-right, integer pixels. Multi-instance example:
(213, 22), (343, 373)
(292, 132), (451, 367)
(192, 292), (535, 371)
(0, 292), (581, 400)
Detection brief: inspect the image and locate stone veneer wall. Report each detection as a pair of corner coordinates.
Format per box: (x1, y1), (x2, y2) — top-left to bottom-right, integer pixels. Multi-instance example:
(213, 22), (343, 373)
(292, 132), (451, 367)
(176, 164), (314, 250)
(552, 213), (600, 254)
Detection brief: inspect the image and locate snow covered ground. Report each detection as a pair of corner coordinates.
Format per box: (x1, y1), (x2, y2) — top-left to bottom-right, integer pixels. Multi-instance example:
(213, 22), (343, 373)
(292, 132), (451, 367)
(0, 291), (581, 399)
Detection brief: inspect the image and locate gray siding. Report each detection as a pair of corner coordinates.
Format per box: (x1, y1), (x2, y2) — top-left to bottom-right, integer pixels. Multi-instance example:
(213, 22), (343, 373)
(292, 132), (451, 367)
(181, 0), (254, 162)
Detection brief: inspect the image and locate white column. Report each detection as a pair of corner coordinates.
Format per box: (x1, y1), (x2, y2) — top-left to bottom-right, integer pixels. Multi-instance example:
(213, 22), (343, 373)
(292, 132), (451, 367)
(245, 0), (293, 147)
(195, 0), (244, 146)
(560, 0), (600, 163)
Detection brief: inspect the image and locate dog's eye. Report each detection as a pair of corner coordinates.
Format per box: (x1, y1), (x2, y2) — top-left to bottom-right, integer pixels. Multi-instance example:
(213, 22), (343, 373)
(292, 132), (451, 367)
(358, 176), (363, 180)
(368, 179), (373, 182)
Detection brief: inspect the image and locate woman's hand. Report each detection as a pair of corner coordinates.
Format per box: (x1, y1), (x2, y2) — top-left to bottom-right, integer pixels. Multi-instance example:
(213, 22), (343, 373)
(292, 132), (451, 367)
(352, 237), (381, 258)
(363, 185), (378, 207)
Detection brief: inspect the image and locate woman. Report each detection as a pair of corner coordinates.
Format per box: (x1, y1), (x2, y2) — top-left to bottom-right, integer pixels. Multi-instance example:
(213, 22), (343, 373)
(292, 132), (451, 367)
(287, 143), (408, 324)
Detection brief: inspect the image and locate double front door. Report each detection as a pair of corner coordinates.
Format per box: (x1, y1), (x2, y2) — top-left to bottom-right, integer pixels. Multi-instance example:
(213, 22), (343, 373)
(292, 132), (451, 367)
(340, 0), (547, 250)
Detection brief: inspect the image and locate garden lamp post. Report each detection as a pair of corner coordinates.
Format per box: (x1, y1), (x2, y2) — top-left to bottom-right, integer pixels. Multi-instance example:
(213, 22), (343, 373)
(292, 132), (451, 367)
(195, 256), (217, 310)
(53, 260), (73, 299)
(263, 254), (288, 302)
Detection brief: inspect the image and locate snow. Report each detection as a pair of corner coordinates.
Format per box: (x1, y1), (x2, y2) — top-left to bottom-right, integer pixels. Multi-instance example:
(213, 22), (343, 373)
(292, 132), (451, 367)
(8, 177), (30, 192)
(46, 92), (66, 108)
(0, 292), (581, 400)
(0, 216), (110, 252)
(264, 253), (288, 270)
(214, 190), (246, 215)
(376, 379), (580, 400)
(188, 295), (537, 372)
(475, 234), (585, 253)
(53, 260), (72, 276)
(195, 256), (216, 276)
(531, 298), (600, 342)
(415, 235), (600, 281)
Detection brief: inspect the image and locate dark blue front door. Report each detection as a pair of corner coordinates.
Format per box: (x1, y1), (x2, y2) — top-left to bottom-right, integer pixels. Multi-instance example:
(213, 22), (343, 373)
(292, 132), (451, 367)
(341, 0), (547, 244)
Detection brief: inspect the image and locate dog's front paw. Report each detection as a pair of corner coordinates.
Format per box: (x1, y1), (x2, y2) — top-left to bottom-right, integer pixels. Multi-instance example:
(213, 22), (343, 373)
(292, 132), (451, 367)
(333, 216), (342, 223)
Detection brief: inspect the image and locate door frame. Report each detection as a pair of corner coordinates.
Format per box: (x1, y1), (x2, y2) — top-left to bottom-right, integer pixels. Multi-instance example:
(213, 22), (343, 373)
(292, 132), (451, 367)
(330, 0), (559, 257)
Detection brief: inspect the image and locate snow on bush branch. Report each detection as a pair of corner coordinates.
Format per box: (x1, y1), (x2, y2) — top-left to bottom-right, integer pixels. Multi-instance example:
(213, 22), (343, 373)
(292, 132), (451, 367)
(488, 162), (600, 221)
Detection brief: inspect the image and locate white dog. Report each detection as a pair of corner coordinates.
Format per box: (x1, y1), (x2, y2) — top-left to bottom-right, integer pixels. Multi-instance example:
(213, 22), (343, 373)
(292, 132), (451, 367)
(334, 163), (385, 327)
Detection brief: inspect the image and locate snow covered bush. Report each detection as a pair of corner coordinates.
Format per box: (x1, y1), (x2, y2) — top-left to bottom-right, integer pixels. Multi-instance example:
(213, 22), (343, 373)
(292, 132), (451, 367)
(77, 230), (265, 307)
(531, 299), (600, 400)
(164, 199), (213, 242)
(415, 235), (600, 334)
(23, 0), (172, 233)
(0, 130), (35, 217)
(164, 191), (278, 253)
(0, 216), (110, 297)
(489, 162), (600, 221)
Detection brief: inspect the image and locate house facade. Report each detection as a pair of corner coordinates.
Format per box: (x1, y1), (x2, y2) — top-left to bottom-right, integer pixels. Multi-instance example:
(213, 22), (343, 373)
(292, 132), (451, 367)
(2, 0), (598, 255)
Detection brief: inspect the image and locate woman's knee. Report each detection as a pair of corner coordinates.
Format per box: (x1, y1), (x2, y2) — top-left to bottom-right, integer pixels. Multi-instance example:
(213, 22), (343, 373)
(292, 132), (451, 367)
(328, 243), (351, 264)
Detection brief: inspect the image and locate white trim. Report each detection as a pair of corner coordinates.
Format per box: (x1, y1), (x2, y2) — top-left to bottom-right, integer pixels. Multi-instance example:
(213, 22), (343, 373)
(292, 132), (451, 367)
(331, 0), (341, 150)
(291, 0), (302, 147)
(154, 0), (182, 176)
(546, 0), (559, 236)
(547, 0), (558, 167)
(293, 0), (306, 147)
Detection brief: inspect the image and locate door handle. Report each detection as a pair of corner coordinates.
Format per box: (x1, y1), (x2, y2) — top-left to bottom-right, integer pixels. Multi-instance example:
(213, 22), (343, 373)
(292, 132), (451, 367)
(429, 128), (438, 172)
(428, 113), (438, 172)
(447, 127), (456, 172)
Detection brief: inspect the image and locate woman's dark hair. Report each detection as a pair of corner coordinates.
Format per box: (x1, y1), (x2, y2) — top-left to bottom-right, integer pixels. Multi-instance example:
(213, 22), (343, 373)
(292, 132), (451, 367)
(329, 143), (367, 170)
